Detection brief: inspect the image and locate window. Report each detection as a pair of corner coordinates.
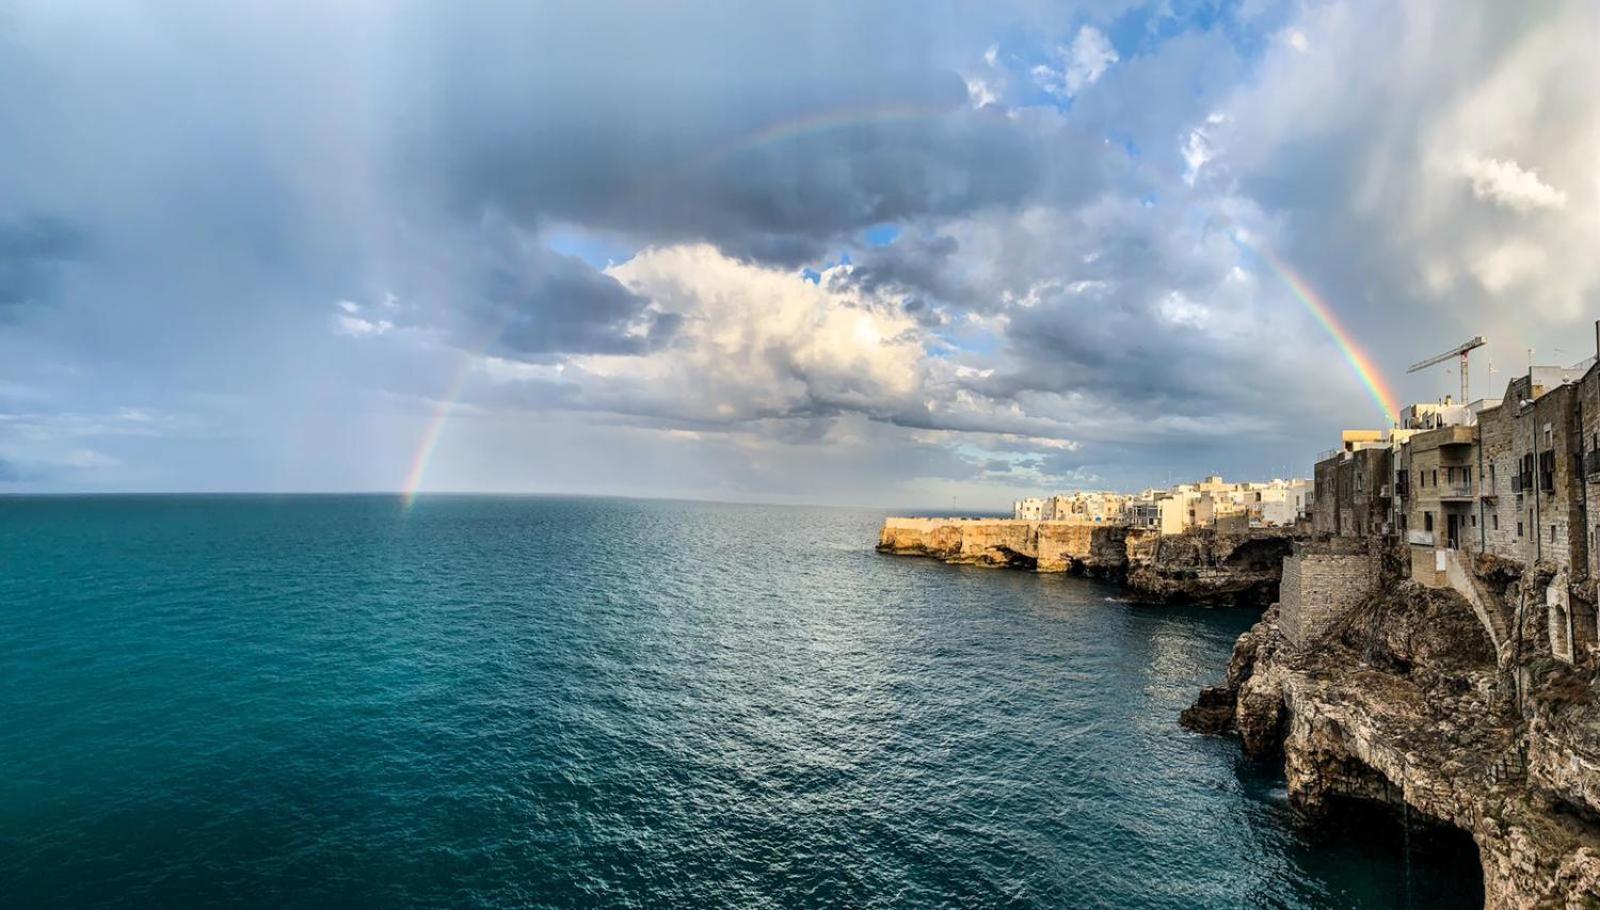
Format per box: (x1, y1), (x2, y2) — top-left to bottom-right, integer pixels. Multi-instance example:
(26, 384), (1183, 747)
(1470, 515), (1477, 527)
(1490, 463), (1496, 485)
(1432, 469), (1438, 486)
(1551, 525), (1557, 541)
(1492, 514), (1499, 531)
(1464, 466), (1471, 484)
(1518, 521), (1524, 537)
(1424, 512), (1434, 532)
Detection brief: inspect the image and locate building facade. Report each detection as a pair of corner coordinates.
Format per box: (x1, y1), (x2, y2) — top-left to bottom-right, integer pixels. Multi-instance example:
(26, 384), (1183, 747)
(1310, 350), (1600, 663)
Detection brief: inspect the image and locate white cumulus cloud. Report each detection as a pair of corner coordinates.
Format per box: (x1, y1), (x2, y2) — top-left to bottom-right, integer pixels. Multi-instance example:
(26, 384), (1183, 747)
(1461, 156), (1567, 212)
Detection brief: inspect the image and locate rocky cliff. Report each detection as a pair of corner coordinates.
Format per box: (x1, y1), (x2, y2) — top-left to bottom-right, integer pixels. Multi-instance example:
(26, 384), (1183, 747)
(1183, 577), (1600, 908)
(875, 518), (1135, 575)
(1124, 529), (1293, 607)
(876, 517), (1294, 604)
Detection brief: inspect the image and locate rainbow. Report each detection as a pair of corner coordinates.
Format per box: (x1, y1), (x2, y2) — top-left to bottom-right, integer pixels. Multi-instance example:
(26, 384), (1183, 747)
(697, 102), (958, 169)
(1251, 246), (1400, 426)
(400, 102), (964, 507)
(400, 353), (479, 509)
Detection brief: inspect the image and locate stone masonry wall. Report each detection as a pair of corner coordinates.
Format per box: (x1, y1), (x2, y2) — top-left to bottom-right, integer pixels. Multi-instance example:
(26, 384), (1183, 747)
(1280, 551), (1380, 648)
(1580, 364), (1600, 583)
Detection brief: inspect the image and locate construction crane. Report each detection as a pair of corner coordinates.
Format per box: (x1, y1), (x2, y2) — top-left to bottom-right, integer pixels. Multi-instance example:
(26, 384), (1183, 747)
(1408, 336), (1486, 402)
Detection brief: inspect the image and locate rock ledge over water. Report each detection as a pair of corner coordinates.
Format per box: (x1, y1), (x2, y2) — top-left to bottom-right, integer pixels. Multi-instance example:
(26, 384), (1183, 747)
(1184, 576), (1600, 908)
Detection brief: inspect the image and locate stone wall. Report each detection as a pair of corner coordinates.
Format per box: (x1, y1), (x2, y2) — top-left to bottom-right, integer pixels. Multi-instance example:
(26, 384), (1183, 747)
(1478, 395), (1521, 557)
(1411, 544), (1445, 588)
(1279, 550), (1380, 648)
(1580, 364), (1600, 583)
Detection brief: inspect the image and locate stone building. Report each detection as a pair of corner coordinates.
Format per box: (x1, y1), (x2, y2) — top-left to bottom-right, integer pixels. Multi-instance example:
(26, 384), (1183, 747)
(1044, 491), (1130, 524)
(1312, 443), (1393, 538)
(1128, 494), (1187, 534)
(1469, 368), (1588, 571)
(1377, 360), (1597, 662)
(1404, 424), (1478, 551)
(1299, 327), (1600, 664)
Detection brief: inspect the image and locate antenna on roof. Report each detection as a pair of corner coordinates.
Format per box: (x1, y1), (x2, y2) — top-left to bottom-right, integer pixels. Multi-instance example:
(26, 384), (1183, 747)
(1406, 336), (1485, 402)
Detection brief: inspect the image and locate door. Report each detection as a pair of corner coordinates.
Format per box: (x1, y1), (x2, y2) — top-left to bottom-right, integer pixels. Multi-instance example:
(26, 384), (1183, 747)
(1446, 513), (1460, 549)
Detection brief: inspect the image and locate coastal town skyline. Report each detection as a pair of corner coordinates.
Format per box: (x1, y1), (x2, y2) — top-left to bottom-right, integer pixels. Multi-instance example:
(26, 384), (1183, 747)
(2, 1), (1597, 507)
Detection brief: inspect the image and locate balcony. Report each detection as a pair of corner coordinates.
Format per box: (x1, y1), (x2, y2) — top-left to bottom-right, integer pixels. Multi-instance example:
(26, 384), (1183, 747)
(1439, 481), (1474, 500)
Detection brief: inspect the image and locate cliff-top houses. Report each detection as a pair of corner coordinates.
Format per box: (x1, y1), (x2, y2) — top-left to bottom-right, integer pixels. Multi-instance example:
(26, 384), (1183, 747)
(1013, 475), (1312, 533)
(1312, 334), (1600, 663)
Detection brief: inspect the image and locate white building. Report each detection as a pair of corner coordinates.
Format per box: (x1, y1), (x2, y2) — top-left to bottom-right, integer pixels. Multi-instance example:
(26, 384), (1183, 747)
(1015, 474), (1311, 533)
(1013, 498), (1045, 520)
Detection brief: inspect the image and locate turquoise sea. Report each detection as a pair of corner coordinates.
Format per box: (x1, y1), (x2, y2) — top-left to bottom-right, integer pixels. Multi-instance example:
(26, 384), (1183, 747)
(1, 496), (1481, 907)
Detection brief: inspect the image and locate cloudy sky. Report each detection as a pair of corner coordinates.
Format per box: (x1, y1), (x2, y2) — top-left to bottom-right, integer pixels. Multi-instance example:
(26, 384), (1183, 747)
(1, 1), (1596, 507)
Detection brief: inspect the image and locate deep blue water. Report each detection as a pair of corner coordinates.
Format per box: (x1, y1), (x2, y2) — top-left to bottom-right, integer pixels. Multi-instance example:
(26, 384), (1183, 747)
(1, 496), (1481, 908)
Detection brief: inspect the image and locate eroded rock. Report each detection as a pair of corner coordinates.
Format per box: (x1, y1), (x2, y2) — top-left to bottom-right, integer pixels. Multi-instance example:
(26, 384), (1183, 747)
(1185, 581), (1600, 908)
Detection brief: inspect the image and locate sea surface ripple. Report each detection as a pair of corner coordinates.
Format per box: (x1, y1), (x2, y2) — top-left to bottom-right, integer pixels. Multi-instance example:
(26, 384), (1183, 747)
(0, 496), (1480, 907)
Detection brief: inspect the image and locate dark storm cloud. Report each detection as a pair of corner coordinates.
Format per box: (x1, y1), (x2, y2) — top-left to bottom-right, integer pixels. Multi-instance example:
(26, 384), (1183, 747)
(475, 244), (670, 357)
(405, 80), (1059, 267)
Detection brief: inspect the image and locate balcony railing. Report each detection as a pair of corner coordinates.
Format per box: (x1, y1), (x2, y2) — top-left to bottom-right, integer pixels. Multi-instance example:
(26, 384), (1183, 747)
(1440, 481), (1474, 499)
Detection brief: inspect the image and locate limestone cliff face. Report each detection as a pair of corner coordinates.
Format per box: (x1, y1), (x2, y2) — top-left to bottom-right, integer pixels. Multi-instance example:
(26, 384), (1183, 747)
(875, 518), (1133, 575)
(1124, 530), (1294, 607)
(876, 518), (1294, 603)
(1184, 582), (1600, 908)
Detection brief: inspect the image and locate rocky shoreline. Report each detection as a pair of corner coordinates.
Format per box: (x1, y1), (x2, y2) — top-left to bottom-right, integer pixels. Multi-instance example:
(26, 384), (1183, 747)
(875, 517), (1294, 606)
(879, 514), (1600, 906)
(1183, 557), (1600, 908)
